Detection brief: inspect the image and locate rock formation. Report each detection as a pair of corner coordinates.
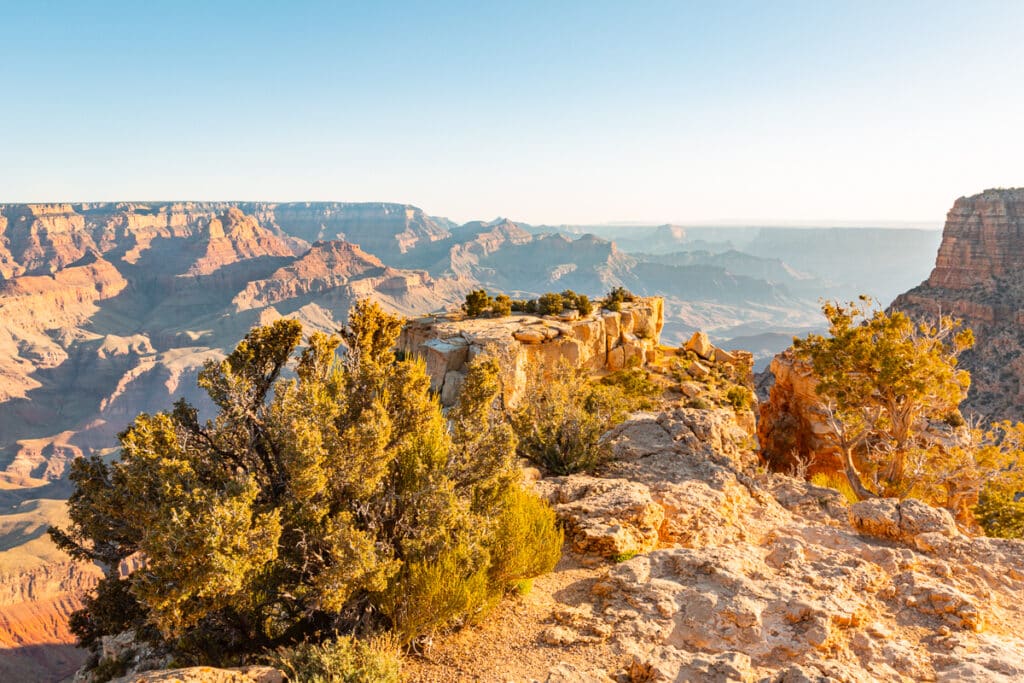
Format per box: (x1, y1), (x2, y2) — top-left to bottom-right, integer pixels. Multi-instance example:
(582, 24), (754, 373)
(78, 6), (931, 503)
(893, 188), (1024, 420)
(402, 371), (1024, 682)
(397, 298), (664, 407)
(756, 350), (839, 474)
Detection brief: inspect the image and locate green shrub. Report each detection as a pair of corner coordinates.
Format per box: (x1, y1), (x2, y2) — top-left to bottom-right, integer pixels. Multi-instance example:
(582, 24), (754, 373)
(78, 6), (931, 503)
(603, 286), (634, 311)
(514, 361), (628, 474)
(576, 294), (593, 317)
(464, 289), (492, 317)
(269, 635), (401, 683)
(536, 292), (565, 316)
(488, 486), (563, 588)
(975, 488), (1024, 539)
(725, 386), (753, 411)
(52, 304), (562, 667)
(686, 397), (712, 410)
(493, 294), (512, 317)
(601, 367), (660, 410)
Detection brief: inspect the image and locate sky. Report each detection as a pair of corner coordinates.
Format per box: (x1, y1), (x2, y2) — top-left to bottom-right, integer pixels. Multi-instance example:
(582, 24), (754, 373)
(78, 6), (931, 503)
(2, 1), (1022, 225)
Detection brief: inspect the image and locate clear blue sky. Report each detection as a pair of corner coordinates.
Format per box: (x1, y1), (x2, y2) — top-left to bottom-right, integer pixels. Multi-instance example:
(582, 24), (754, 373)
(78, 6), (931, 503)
(2, 1), (1022, 225)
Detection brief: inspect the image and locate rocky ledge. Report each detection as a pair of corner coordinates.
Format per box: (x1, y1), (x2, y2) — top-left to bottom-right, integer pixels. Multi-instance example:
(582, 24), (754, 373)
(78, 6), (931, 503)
(522, 403), (1024, 681)
(398, 297), (665, 406)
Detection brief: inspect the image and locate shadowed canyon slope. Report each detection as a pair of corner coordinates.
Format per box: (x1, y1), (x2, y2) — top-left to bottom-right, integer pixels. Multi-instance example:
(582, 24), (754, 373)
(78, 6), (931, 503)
(893, 188), (1024, 421)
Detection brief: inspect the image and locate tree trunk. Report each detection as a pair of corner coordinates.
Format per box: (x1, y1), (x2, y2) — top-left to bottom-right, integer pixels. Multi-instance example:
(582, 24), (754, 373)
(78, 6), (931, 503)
(842, 446), (876, 501)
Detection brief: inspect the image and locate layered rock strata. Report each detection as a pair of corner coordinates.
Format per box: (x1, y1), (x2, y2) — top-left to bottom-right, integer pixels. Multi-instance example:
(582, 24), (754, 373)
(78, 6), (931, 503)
(397, 298), (665, 407)
(892, 188), (1024, 420)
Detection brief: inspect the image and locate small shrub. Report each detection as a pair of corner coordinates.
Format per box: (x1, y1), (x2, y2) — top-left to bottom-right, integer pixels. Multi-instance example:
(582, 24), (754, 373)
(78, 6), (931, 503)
(611, 551), (638, 563)
(493, 294), (512, 317)
(809, 471), (858, 505)
(488, 486), (563, 588)
(576, 294), (593, 317)
(269, 635), (401, 683)
(975, 488), (1024, 539)
(464, 289), (492, 317)
(601, 368), (660, 410)
(725, 386), (753, 411)
(514, 362), (628, 474)
(537, 292), (565, 316)
(686, 397), (711, 410)
(603, 286), (634, 311)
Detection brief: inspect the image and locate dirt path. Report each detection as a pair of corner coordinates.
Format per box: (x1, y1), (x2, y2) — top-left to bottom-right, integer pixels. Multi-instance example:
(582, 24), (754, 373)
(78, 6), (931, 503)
(404, 551), (624, 682)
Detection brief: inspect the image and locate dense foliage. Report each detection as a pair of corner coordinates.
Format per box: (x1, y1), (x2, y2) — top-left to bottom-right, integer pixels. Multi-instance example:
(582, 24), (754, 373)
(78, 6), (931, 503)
(513, 361), (634, 474)
(507, 289), (593, 317)
(791, 297), (1024, 527)
(602, 286), (635, 312)
(50, 302), (562, 668)
(793, 297), (974, 500)
(462, 290), (512, 317)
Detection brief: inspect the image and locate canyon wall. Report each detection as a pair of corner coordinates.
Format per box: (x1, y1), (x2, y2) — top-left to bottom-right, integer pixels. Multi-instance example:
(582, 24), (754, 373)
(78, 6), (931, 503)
(892, 188), (1024, 420)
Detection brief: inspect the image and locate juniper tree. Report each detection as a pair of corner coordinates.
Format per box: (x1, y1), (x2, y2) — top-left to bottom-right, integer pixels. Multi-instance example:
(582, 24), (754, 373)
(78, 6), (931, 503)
(51, 301), (561, 665)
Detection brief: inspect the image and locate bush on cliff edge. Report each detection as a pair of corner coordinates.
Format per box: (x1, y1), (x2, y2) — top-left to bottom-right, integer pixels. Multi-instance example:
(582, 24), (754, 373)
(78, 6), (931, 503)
(50, 301), (562, 669)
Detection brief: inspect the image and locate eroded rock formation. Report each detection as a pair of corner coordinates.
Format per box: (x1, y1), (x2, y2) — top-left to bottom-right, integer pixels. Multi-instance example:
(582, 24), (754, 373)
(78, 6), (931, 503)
(397, 298), (664, 407)
(893, 188), (1024, 420)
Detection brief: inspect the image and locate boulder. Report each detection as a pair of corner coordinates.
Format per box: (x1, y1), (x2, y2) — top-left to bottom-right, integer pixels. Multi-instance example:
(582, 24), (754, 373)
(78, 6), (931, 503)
(849, 498), (959, 545)
(685, 331), (714, 359)
(687, 360), (710, 379)
(514, 328), (546, 344)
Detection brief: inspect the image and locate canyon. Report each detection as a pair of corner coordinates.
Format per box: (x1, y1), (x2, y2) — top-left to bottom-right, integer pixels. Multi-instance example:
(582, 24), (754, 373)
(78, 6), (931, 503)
(0, 200), (949, 680)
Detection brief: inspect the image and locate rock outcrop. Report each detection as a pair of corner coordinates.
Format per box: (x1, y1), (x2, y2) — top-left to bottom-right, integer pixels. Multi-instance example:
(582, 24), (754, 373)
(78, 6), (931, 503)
(756, 350), (839, 474)
(403, 360), (1024, 683)
(892, 188), (1024, 420)
(397, 298), (665, 407)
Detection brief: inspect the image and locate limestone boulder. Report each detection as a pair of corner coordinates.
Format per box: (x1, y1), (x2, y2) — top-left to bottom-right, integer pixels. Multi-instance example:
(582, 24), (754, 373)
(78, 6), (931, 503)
(849, 498), (960, 546)
(535, 476), (665, 559)
(685, 331), (714, 359)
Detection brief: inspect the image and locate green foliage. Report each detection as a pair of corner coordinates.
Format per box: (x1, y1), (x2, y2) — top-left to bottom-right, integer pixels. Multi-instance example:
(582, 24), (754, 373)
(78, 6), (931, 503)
(576, 294), (593, 317)
(488, 486), (563, 588)
(493, 294), (512, 317)
(793, 296), (974, 500)
(686, 397), (712, 410)
(536, 292), (565, 316)
(975, 488), (1024, 539)
(600, 367), (660, 410)
(725, 386), (753, 411)
(513, 361), (629, 474)
(603, 286), (634, 311)
(464, 289), (492, 317)
(51, 302), (561, 667)
(611, 551), (638, 563)
(269, 635), (401, 683)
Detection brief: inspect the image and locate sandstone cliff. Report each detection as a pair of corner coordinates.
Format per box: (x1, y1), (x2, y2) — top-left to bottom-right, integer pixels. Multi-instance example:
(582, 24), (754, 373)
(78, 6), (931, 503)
(397, 298), (665, 407)
(892, 188), (1024, 420)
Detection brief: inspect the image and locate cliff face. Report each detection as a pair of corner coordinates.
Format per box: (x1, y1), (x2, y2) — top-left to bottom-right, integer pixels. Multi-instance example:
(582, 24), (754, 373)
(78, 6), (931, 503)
(398, 298), (665, 407)
(892, 188), (1024, 420)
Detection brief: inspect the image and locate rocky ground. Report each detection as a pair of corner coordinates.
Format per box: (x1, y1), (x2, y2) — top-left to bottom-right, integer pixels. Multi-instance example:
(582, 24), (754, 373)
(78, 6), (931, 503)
(404, 402), (1024, 682)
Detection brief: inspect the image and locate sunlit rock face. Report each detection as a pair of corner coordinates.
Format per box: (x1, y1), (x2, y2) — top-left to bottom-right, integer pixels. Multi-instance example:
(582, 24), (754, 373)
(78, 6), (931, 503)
(893, 188), (1024, 421)
(397, 297), (665, 408)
